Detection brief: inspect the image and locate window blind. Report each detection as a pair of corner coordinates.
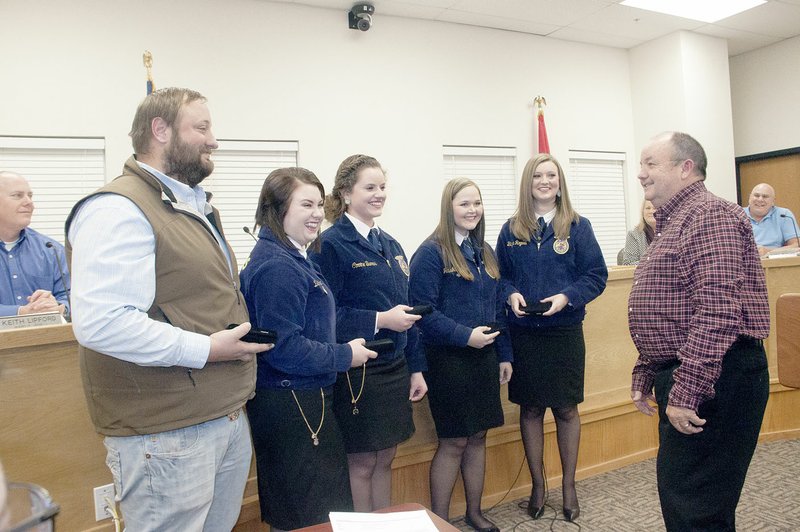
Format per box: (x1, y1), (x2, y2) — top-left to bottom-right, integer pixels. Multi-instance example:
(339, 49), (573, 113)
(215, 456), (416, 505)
(0, 136), (106, 245)
(443, 146), (517, 248)
(568, 151), (628, 266)
(202, 140), (299, 268)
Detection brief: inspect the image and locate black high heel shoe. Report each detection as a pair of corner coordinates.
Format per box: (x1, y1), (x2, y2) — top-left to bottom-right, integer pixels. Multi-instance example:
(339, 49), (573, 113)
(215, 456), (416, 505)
(464, 515), (500, 532)
(562, 503), (580, 522)
(528, 485), (545, 519)
(562, 484), (580, 522)
(527, 495), (545, 519)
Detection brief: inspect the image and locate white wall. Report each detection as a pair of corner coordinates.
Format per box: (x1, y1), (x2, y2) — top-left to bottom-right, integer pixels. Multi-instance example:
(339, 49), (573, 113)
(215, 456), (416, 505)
(0, 0), (747, 254)
(0, 0), (638, 253)
(730, 35), (800, 157)
(629, 31), (737, 203)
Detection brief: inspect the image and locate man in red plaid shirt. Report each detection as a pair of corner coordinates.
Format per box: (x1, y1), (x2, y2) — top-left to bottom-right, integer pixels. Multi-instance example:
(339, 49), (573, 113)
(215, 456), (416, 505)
(628, 131), (770, 532)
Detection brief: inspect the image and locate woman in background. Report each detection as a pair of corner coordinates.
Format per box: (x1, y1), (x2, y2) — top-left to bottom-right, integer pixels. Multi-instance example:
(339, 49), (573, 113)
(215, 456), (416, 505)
(310, 154), (427, 512)
(621, 200), (656, 265)
(496, 154), (607, 522)
(409, 178), (512, 532)
(241, 167), (377, 531)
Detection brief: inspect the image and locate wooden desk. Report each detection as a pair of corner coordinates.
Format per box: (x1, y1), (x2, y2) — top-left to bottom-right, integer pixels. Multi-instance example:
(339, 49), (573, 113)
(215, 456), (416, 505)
(0, 324), (109, 532)
(293, 503), (458, 532)
(777, 293), (800, 388)
(3, 258), (800, 532)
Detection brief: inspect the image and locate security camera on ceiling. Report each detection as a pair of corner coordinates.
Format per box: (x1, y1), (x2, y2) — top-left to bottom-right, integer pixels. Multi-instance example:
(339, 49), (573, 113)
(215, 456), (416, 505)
(349, 3), (375, 31)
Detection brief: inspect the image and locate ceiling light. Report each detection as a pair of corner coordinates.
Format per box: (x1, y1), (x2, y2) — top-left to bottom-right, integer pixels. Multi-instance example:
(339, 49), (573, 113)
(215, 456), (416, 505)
(620, 0), (767, 23)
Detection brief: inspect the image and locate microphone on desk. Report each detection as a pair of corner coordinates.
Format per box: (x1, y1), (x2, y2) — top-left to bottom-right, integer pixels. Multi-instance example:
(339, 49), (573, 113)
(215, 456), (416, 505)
(779, 214), (800, 246)
(243, 226), (258, 243)
(45, 241), (71, 322)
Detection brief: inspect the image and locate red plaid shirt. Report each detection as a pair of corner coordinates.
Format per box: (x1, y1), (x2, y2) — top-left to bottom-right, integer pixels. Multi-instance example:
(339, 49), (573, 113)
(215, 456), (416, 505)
(628, 181), (770, 411)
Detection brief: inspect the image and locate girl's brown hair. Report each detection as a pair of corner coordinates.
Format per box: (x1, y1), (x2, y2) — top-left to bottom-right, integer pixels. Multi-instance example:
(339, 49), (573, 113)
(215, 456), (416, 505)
(324, 154), (384, 223)
(254, 167), (325, 252)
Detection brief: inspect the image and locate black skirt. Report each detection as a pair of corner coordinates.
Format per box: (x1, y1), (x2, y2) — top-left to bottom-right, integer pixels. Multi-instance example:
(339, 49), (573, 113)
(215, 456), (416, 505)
(246, 387), (353, 530)
(508, 324), (585, 408)
(333, 356), (415, 453)
(424, 344), (504, 438)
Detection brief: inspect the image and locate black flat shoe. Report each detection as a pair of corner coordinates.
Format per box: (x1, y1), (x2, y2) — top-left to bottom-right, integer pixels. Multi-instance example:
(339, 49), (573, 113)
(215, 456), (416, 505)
(563, 505), (580, 522)
(464, 515), (500, 532)
(527, 495), (545, 519)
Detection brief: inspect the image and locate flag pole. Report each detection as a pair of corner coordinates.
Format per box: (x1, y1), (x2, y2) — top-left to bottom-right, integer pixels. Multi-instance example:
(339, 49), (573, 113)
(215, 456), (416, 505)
(143, 51), (155, 95)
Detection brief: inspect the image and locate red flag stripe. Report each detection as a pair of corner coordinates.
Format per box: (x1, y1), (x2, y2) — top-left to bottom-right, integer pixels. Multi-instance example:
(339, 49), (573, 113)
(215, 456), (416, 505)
(537, 110), (550, 154)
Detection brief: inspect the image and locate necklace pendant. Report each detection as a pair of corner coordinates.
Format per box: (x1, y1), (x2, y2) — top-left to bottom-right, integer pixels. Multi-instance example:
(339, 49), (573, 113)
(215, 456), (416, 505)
(313, 435), (319, 446)
(353, 406), (359, 415)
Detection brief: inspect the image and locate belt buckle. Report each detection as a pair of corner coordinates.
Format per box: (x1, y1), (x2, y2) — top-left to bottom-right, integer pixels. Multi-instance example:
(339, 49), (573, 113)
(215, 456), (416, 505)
(227, 409), (240, 421)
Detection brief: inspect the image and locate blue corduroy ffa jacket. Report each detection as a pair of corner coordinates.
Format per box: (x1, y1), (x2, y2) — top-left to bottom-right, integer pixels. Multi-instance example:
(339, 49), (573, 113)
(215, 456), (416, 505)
(496, 217), (608, 328)
(309, 215), (426, 372)
(240, 226), (353, 390)
(409, 237), (512, 362)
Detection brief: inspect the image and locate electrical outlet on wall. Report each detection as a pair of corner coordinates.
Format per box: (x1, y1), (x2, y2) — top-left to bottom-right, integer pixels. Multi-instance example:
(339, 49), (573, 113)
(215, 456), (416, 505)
(92, 484), (115, 521)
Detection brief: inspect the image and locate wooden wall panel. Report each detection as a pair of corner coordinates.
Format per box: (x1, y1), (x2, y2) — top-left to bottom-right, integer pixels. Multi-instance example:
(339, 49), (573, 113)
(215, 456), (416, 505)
(2, 259), (799, 531)
(0, 326), (110, 532)
(738, 153), (800, 215)
(763, 256), (800, 370)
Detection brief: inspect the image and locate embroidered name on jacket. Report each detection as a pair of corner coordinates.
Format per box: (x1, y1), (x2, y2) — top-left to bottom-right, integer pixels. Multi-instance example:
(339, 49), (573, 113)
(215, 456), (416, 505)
(506, 240), (529, 247)
(352, 261), (378, 268)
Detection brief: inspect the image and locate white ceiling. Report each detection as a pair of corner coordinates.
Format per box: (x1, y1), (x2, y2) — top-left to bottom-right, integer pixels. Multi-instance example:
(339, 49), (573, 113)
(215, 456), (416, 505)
(269, 0), (800, 56)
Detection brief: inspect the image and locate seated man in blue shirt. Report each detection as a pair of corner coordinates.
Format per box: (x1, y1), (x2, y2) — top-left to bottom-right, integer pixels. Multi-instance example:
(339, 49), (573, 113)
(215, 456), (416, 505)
(0, 171), (69, 317)
(745, 183), (799, 256)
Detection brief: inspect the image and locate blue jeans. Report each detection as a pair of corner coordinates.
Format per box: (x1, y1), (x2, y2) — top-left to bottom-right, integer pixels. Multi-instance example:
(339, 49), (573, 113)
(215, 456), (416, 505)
(104, 411), (252, 532)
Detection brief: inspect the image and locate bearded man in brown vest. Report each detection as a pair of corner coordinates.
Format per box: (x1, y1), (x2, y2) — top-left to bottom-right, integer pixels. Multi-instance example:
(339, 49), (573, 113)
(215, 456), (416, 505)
(66, 88), (272, 531)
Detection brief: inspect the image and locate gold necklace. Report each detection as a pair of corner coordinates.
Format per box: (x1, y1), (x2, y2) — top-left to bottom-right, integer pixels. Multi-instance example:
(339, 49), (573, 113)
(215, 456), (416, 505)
(291, 389), (324, 446)
(345, 363), (367, 415)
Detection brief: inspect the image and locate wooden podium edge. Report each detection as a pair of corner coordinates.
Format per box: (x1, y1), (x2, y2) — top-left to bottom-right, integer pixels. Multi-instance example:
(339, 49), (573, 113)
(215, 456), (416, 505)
(777, 293), (800, 388)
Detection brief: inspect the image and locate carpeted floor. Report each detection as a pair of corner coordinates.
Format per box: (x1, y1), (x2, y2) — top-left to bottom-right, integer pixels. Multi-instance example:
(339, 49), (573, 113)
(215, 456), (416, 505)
(450, 438), (800, 531)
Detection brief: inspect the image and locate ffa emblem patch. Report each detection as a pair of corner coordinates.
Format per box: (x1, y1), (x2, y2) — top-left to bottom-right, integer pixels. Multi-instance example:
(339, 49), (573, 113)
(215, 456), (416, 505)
(395, 255), (410, 276)
(553, 238), (570, 255)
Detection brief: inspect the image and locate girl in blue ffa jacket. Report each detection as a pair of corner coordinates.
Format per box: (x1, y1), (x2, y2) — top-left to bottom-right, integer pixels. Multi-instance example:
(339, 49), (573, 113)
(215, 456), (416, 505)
(496, 154), (607, 523)
(409, 178), (512, 532)
(240, 167), (377, 531)
(309, 154), (427, 512)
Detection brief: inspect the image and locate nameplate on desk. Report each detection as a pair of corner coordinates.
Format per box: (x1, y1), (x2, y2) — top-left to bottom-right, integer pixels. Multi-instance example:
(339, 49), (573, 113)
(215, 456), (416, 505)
(765, 247), (800, 258)
(0, 312), (66, 330)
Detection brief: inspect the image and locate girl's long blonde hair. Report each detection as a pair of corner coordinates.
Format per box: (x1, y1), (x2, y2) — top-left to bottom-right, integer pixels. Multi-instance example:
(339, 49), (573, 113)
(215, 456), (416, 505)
(510, 154), (579, 241)
(430, 178), (499, 280)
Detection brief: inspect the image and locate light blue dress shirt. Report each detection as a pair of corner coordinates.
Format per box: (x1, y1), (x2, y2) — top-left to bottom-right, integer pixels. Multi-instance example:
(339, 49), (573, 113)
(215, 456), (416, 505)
(68, 161), (230, 368)
(0, 227), (70, 316)
(745, 206), (798, 248)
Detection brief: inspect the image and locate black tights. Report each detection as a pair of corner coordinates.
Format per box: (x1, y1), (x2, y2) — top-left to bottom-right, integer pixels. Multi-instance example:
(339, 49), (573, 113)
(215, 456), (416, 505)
(429, 431), (494, 527)
(519, 405), (580, 509)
